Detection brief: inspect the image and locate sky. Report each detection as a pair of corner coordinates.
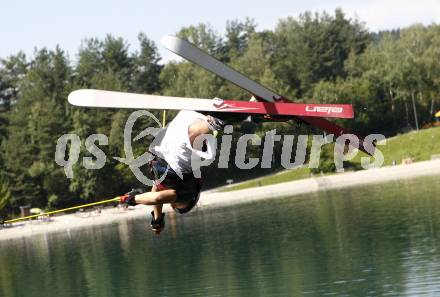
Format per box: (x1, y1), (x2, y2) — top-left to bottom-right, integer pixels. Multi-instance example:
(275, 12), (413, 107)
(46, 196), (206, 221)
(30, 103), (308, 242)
(1, 0), (439, 63)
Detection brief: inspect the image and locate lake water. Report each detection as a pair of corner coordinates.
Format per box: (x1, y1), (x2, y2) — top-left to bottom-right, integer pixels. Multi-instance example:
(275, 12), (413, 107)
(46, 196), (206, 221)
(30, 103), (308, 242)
(2, 175), (440, 297)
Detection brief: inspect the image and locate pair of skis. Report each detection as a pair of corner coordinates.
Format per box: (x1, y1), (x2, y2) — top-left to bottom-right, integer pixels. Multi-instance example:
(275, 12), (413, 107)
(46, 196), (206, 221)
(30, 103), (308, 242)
(68, 36), (374, 154)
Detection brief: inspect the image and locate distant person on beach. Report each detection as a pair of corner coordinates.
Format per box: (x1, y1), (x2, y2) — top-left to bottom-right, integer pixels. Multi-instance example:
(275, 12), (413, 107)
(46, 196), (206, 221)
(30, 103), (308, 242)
(120, 110), (234, 234)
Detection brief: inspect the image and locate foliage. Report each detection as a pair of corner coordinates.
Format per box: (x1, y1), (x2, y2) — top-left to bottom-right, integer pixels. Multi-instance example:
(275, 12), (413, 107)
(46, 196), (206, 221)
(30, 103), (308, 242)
(309, 144), (337, 174)
(0, 177), (11, 216)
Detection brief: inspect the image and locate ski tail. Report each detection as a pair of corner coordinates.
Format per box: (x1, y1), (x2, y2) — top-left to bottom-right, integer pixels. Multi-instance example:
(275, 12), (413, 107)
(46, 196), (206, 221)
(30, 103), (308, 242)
(298, 116), (376, 155)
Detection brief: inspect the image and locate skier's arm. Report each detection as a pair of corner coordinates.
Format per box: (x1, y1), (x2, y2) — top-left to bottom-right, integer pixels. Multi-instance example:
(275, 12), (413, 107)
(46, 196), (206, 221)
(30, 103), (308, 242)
(134, 189), (177, 205)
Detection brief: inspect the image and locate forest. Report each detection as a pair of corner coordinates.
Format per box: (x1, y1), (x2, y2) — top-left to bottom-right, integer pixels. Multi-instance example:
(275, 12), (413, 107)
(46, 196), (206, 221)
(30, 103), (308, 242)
(0, 9), (439, 217)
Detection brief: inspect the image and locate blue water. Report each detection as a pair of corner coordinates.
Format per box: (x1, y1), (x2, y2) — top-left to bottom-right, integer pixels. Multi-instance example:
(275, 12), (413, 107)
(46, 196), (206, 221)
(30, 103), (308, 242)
(2, 175), (440, 297)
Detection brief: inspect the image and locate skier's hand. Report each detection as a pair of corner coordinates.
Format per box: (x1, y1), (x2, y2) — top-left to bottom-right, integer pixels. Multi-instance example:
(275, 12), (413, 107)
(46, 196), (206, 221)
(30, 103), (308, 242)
(120, 188), (143, 206)
(120, 194), (136, 206)
(150, 211), (165, 234)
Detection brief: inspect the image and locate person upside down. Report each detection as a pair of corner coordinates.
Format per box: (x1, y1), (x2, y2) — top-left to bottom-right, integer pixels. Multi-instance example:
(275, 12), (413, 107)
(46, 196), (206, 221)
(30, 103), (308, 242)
(120, 110), (241, 234)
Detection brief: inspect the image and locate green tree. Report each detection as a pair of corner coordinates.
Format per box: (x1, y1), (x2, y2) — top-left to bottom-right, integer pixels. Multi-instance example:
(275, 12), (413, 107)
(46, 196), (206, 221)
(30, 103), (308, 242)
(177, 23), (222, 55)
(273, 9), (370, 98)
(4, 47), (72, 210)
(224, 18), (257, 59)
(0, 53), (28, 174)
(0, 52), (28, 111)
(0, 177), (11, 216)
(130, 33), (162, 93)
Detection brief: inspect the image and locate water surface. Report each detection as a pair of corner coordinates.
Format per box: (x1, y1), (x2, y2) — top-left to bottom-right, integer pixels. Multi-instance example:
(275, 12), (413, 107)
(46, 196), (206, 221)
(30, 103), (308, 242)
(2, 175), (440, 297)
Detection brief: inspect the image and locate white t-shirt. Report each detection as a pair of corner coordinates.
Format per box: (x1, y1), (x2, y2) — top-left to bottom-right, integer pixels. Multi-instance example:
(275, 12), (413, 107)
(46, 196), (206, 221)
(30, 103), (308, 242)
(151, 111), (216, 176)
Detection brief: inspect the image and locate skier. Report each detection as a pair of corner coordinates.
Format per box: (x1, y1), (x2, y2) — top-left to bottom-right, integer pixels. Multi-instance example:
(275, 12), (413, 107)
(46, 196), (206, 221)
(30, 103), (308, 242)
(120, 110), (232, 234)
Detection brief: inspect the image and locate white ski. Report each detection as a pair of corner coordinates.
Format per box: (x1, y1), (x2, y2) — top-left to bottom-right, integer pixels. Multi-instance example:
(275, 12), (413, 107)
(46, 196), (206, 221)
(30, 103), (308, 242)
(68, 89), (354, 118)
(162, 36), (282, 102)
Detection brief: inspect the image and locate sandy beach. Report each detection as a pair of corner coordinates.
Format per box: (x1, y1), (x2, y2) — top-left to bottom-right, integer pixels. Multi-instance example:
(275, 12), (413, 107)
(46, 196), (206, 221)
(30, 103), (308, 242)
(2, 159), (440, 241)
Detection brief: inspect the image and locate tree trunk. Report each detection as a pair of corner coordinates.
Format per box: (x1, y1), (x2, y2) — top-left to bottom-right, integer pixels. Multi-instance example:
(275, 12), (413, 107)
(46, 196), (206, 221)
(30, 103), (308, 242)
(389, 88), (395, 111)
(411, 91), (419, 131)
(404, 99), (410, 128)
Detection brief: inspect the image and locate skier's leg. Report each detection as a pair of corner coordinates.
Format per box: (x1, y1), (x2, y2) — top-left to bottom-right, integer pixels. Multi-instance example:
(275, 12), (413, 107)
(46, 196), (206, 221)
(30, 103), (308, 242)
(150, 185), (164, 220)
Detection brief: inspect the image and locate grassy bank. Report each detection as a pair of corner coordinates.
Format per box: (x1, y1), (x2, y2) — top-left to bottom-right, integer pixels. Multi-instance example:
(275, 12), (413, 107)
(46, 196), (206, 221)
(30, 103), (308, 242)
(357, 126), (440, 165)
(222, 126), (440, 192)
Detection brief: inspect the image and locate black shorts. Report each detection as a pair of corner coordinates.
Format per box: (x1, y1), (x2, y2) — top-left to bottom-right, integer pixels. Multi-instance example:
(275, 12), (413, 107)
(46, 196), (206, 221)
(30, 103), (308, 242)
(150, 156), (201, 214)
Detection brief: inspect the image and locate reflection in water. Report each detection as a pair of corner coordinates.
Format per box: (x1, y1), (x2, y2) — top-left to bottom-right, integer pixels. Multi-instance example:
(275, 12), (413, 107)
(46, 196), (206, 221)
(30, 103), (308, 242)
(117, 219), (131, 258)
(1, 175), (440, 297)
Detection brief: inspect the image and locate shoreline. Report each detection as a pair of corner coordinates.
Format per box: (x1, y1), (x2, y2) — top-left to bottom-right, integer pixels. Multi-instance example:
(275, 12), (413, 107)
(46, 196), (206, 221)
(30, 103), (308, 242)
(199, 159), (440, 207)
(2, 159), (440, 241)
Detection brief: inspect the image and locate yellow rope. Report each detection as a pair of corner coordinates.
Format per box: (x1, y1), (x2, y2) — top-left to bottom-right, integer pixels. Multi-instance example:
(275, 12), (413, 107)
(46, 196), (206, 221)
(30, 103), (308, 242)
(3, 197), (121, 224)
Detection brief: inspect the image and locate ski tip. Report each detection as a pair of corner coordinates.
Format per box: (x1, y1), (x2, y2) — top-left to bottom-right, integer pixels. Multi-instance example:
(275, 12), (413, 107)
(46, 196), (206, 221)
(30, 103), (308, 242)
(161, 35), (179, 50)
(68, 89), (95, 107)
(161, 35), (190, 55)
